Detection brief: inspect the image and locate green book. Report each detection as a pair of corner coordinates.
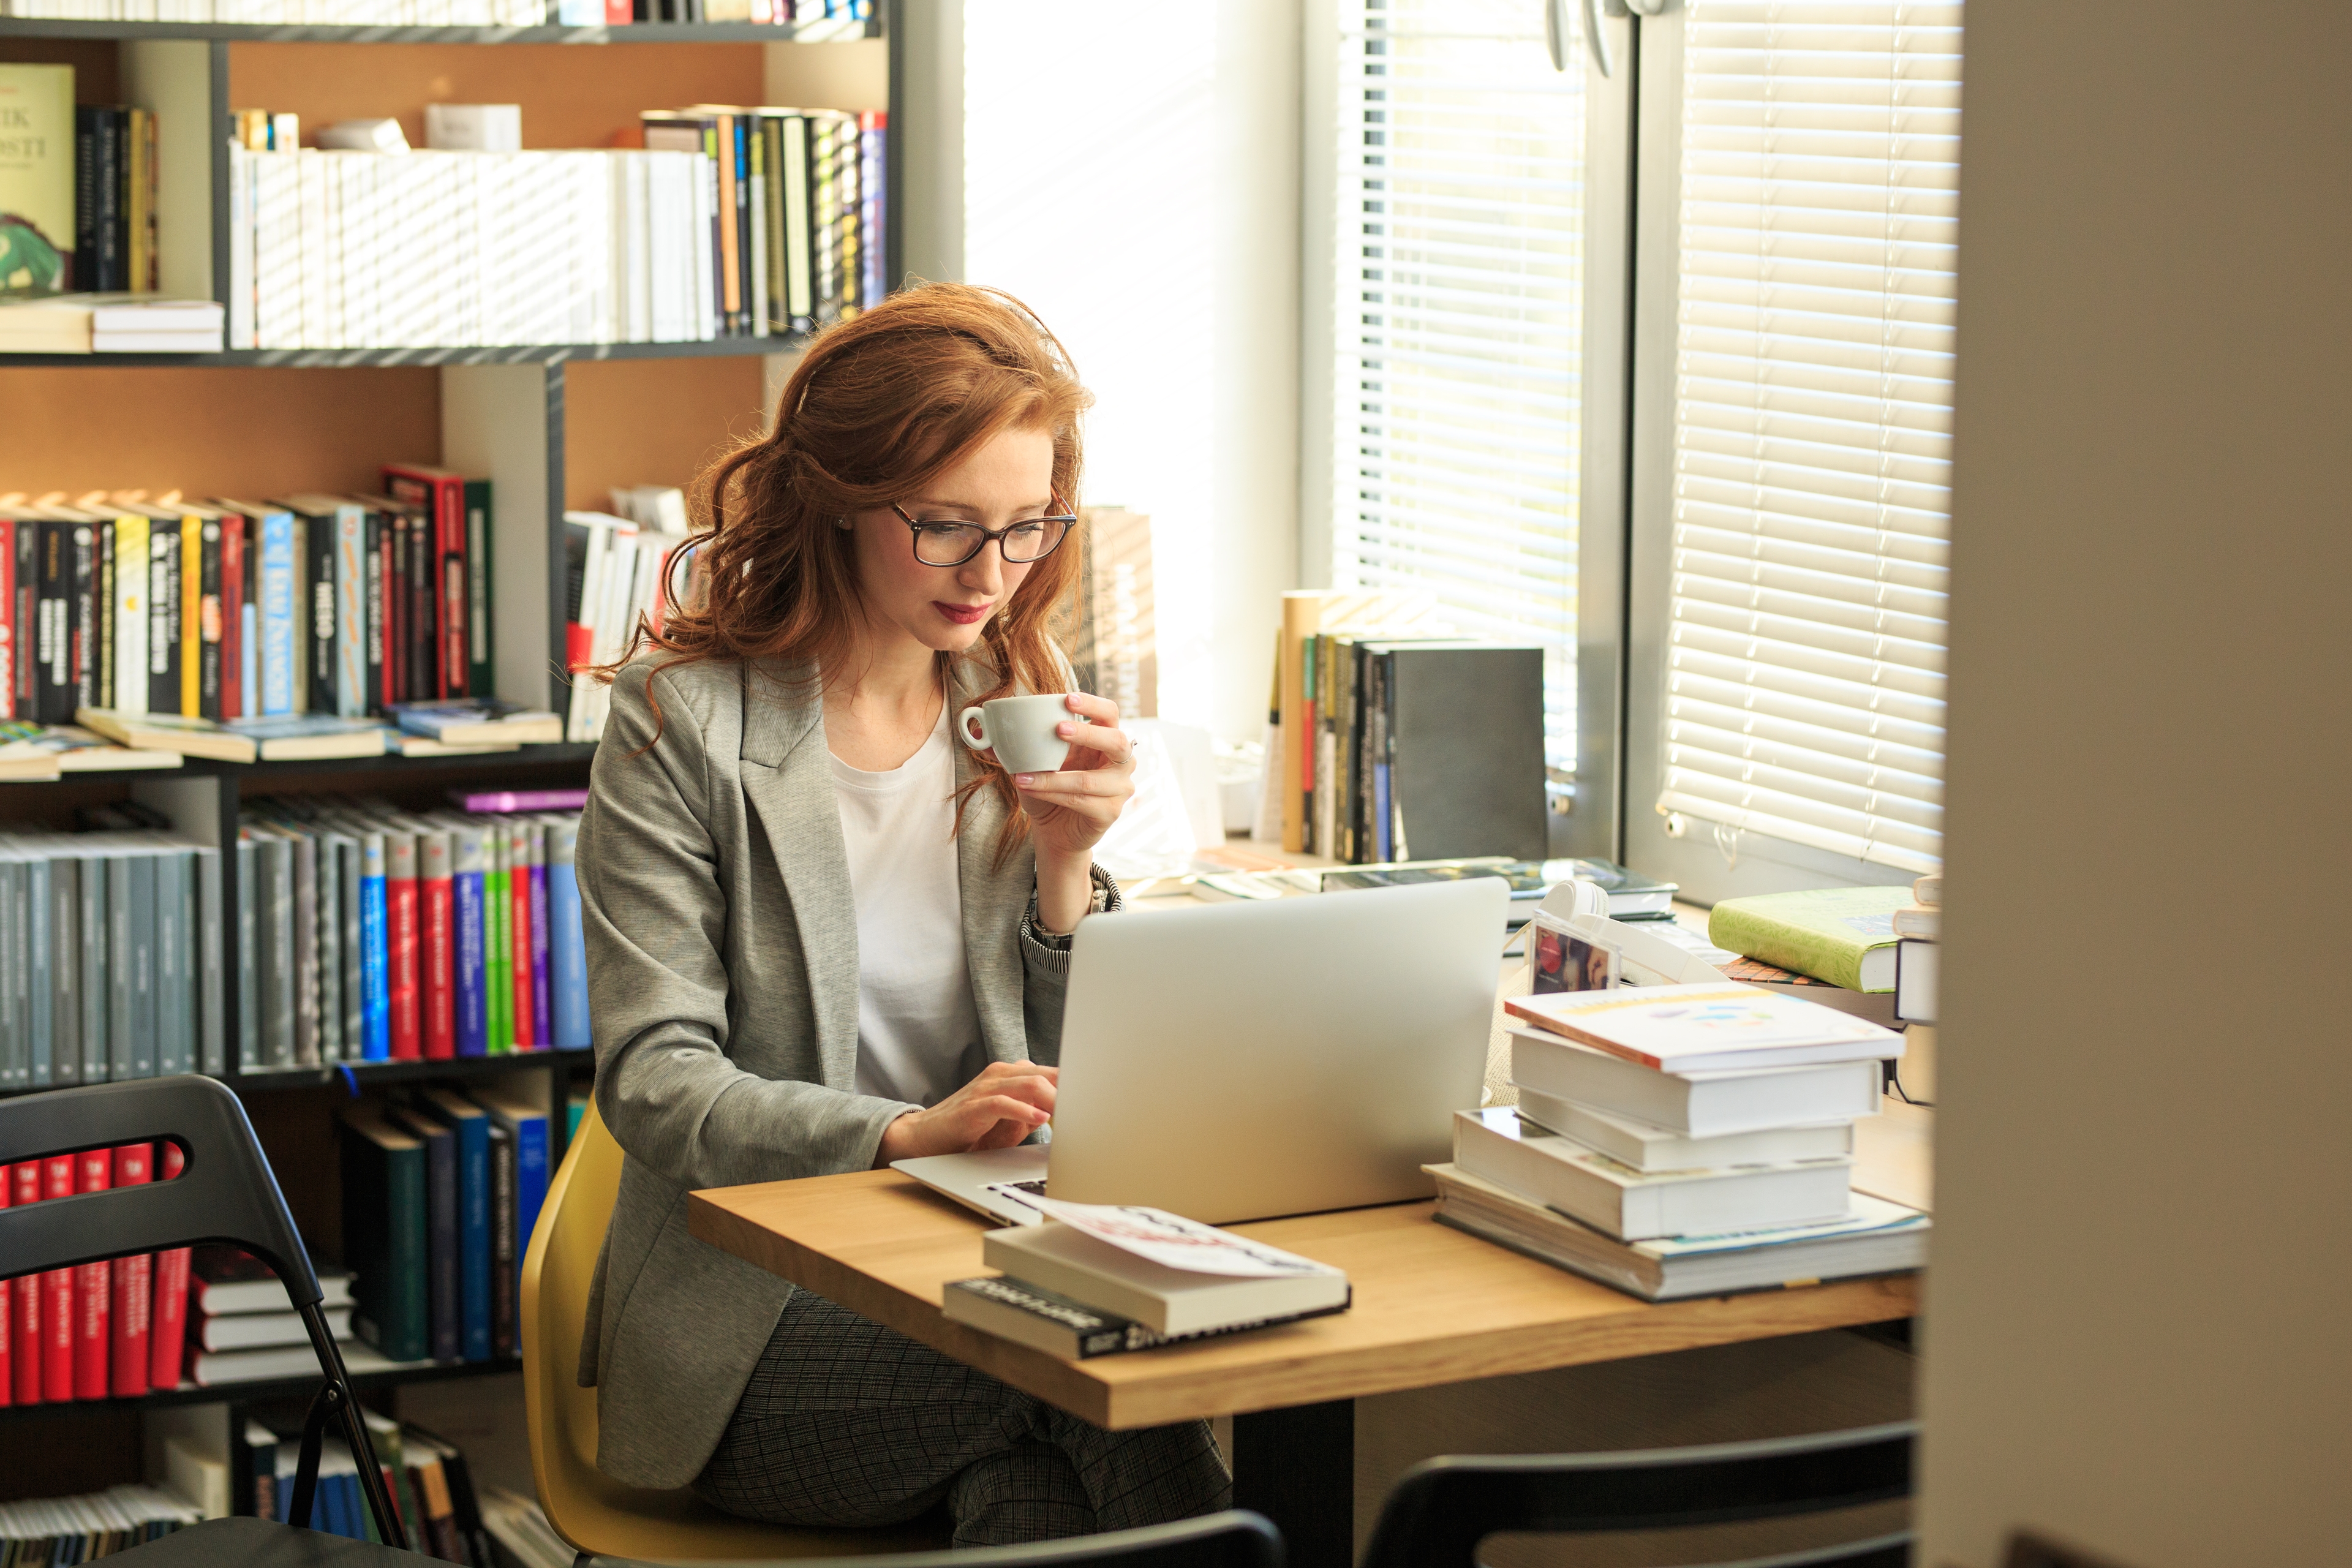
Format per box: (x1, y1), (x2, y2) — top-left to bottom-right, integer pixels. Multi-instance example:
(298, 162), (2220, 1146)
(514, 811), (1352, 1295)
(1706, 884), (1914, 993)
(340, 1102), (429, 1363)
(486, 834), (509, 1054)
(0, 64), (77, 295)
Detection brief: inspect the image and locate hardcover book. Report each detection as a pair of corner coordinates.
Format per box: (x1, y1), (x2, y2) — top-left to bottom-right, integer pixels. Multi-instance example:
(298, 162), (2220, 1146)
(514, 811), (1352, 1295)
(1505, 983), (1904, 1074)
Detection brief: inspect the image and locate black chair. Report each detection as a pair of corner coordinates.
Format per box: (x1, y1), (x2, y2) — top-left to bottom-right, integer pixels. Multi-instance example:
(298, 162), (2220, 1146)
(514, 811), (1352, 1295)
(0, 1076), (414, 1557)
(1360, 1421), (1917, 1568)
(113, 1509), (1281, 1568)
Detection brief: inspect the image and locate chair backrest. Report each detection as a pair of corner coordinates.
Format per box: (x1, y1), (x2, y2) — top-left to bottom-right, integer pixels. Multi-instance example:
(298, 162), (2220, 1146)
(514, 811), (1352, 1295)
(724, 1510), (1287, 1568)
(521, 1101), (950, 1561)
(1359, 1421), (1918, 1568)
(0, 1076), (320, 1307)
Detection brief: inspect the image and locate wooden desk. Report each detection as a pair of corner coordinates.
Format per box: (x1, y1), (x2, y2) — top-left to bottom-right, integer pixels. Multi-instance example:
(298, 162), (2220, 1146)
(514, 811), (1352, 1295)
(688, 1166), (1918, 1566)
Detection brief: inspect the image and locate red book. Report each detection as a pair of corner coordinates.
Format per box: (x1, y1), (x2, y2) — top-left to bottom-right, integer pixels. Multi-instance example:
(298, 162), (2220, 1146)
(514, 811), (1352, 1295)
(388, 838), (421, 1060)
(73, 1147), (111, 1400)
(420, 831), (456, 1060)
(10, 1163), (41, 1404)
(604, 0), (631, 20)
(0, 1157), (10, 1406)
(218, 513), (245, 721)
(382, 464), (469, 699)
(510, 838), (535, 1050)
(108, 1145), (153, 1397)
(41, 1155), (75, 1401)
(149, 1142), (189, 1391)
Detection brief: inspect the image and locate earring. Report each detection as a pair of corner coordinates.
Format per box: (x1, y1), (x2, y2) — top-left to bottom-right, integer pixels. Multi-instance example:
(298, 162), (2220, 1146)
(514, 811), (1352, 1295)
(833, 515), (853, 530)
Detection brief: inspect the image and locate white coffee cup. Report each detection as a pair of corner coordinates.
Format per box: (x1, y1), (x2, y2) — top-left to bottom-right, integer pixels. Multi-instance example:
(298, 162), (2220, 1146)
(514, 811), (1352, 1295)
(957, 694), (1089, 774)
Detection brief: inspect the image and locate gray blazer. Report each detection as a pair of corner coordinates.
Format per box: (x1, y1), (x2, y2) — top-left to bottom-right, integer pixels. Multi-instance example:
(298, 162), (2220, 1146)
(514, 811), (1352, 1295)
(573, 652), (1106, 1490)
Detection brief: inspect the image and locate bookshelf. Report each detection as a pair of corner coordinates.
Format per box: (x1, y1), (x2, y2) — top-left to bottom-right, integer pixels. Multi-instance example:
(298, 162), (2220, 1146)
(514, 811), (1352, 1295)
(0, 6), (897, 1462)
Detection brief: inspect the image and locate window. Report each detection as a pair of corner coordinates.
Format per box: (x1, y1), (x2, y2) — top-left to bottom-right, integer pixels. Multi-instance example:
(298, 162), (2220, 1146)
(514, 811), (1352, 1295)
(1322, 0), (1593, 777)
(1627, 1), (1962, 891)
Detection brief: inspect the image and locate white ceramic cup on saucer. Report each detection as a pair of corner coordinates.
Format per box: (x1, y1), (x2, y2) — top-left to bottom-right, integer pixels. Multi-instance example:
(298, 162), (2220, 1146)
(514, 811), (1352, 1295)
(956, 694), (1090, 775)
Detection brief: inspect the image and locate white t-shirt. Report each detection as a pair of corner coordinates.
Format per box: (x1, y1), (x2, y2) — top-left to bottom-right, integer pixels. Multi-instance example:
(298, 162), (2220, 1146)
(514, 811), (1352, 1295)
(830, 704), (986, 1107)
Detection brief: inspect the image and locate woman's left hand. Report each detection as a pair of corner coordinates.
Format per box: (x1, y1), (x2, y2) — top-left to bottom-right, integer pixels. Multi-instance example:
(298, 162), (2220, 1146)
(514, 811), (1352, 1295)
(1011, 692), (1134, 862)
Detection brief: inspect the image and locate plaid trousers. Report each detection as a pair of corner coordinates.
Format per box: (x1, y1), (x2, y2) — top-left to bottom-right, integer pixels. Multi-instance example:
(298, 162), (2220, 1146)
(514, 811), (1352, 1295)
(696, 1287), (1233, 1548)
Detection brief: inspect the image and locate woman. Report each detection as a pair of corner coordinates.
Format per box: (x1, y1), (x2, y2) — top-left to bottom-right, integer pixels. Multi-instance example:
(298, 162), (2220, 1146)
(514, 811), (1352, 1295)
(573, 284), (1229, 1545)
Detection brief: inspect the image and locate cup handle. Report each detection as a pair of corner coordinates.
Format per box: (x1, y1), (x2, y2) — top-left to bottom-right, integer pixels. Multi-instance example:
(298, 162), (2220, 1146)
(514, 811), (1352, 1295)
(956, 705), (990, 752)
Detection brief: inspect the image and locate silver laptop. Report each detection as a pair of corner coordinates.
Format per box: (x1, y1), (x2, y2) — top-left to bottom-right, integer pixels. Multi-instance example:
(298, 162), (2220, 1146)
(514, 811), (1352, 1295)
(895, 876), (1506, 1226)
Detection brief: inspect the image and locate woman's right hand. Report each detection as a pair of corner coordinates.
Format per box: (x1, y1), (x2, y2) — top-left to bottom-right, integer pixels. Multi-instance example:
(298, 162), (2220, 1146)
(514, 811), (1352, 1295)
(873, 1060), (1058, 1166)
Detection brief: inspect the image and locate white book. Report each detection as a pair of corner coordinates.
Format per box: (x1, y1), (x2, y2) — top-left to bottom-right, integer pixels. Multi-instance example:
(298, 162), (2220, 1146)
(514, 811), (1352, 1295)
(1511, 1025), (1883, 1139)
(748, 131), (769, 336)
(1429, 1163), (1928, 1303)
(691, 150), (715, 339)
(981, 1218), (1350, 1337)
(1512, 1085), (1852, 1173)
(1505, 983), (1904, 1074)
(1452, 1108), (1852, 1243)
(295, 153), (329, 349)
(195, 1305), (352, 1352)
(253, 152), (301, 350)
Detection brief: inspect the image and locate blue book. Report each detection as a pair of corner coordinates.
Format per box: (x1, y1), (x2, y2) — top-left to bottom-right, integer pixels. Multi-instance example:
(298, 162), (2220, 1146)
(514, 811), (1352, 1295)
(258, 507), (296, 715)
(471, 1085), (550, 1299)
(546, 818), (588, 1050)
(1373, 763), (1393, 861)
(358, 832), (389, 1060)
(449, 823), (487, 1058)
(241, 600), (258, 718)
(414, 1087), (493, 1363)
(382, 1101), (460, 1363)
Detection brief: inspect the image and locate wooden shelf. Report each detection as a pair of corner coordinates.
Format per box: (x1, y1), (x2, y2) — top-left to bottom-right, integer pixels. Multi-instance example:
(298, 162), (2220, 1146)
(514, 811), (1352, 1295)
(0, 17), (876, 43)
(0, 334), (800, 369)
(0, 1354), (523, 1425)
(227, 1047), (594, 1093)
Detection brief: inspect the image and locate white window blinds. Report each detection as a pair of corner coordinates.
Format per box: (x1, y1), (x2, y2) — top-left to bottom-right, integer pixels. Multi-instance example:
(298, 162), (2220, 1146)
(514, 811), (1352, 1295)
(1657, 1), (1961, 874)
(1333, 0), (1586, 771)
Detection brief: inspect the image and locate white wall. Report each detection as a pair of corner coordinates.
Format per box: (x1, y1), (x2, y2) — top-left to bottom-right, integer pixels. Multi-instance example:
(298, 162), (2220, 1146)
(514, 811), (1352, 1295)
(959, 1), (1303, 740)
(1922, 3), (2352, 1564)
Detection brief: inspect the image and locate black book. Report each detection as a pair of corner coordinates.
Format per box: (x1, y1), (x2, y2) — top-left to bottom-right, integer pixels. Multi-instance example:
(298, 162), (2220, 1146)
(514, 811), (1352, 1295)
(404, 499), (435, 709)
(74, 106), (102, 291)
(12, 515), (35, 718)
(1373, 641), (1551, 863)
(282, 498), (342, 718)
(382, 1101), (461, 1363)
(34, 518), (75, 723)
(94, 108), (123, 291)
(197, 516), (224, 720)
(69, 517), (96, 715)
(94, 515), (113, 714)
(356, 503), (385, 716)
(485, 1120), (516, 1359)
(146, 510), (184, 716)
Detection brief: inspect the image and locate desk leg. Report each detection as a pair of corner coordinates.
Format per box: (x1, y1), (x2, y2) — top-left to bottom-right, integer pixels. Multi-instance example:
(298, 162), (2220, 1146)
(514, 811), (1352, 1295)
(1231, 1400), (1354, 1568)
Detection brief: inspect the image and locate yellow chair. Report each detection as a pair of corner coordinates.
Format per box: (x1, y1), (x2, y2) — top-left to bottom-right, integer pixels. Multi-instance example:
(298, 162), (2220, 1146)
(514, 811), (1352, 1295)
(522, 1099), (951, 1561)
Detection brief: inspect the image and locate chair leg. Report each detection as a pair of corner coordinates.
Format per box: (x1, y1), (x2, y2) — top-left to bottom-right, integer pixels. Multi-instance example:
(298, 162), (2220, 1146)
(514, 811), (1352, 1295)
(287, 1379), (336, 1531)
(298, 1300), (412, 1551)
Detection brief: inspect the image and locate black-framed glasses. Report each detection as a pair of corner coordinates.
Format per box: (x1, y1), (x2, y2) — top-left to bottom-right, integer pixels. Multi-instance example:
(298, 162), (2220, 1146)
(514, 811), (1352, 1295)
(892, 500), (1077, 568)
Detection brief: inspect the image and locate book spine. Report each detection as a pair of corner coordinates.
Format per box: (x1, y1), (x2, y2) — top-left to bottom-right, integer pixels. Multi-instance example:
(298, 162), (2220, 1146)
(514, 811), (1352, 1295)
(423, 1128), (458, 1362)
(306, 510), (337, 717)
(508, 823), (535, 1051)
(130, 854), (157, 1079)
(0, 864), (19, 1093)
(363, 509), (386, 716)
(94, 519), (113, 720)
(153, 853), (187, 1077)
(421, 834), (454, 1061)
(289, 833), (317, 1065)
(527, 826), (550, 1051)
(452, 829), (486, 1059)
(379, 510), (401, 709)
(219, 516), (244, 721)
(511, 1110), (549, 1294)
(487, 1126), (516, 1359)
(10, 519), (32, 722)
(197, 848), (224, 1077)
(360, 837), (390, 1061)
(260, 512), (296, 716)
(20, 861), (42, 1092)
(0, 1188), (9, 1406)
(315, 834), (343, 1064)
(42, 1154), (75, 1400)
(48, 858), (78, 1090)
(337, 507), (367, 717)
(106, 858), (134, 1082)
(387, 835), (420, 1061)
(181, 514), (202, 717)
(405, 505), (434, 705)
(34, 521), (69, 723)
(110, 513), (148, 714)
(12, 1164), (45, 1403)
(198, 519), (224, 720)
(464, 481), (493, 700)
(72, 1147), (110, 1398)
(236, 839), (258, 1071)
(68, 522), (94, 718)
(265, 837), (295, 1068)
(484, 832), (508, 1053)
(108, 1144), (153, 1397)
(458, 1118), (489, 1362)
(548, 825), (589, 1049)
(149, 1141), (189, 1391)
(78, 854), (105, 1084)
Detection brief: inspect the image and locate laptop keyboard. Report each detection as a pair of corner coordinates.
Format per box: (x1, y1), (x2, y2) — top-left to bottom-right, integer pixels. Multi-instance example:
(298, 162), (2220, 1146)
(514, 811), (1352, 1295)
(999, 1179), (1048, 1196)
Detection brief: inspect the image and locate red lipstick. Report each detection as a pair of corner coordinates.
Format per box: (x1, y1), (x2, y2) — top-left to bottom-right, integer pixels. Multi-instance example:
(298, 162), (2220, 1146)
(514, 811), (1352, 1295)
(934, 601), (990, 626)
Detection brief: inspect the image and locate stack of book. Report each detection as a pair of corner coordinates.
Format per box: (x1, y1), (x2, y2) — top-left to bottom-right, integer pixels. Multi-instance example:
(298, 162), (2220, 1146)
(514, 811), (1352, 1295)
(217, 104), (882, 350)
(0, 464), (494, 728)
(1892, 873), (1938, 1100)
(338, 1085), (552, 1366)
(1705, 883), (1923, 1029)
(941, 1201), (1351, 1361)
(0, 1485), (200, 1559)
(1, 1140), (193, 1404)
(1428, 982), (1929, 1302)
(0, 820), (226, 1090)
(184, 1246), (356, 1388)
(235, 794), (592, 1070)
(561, 509), (696, 742)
